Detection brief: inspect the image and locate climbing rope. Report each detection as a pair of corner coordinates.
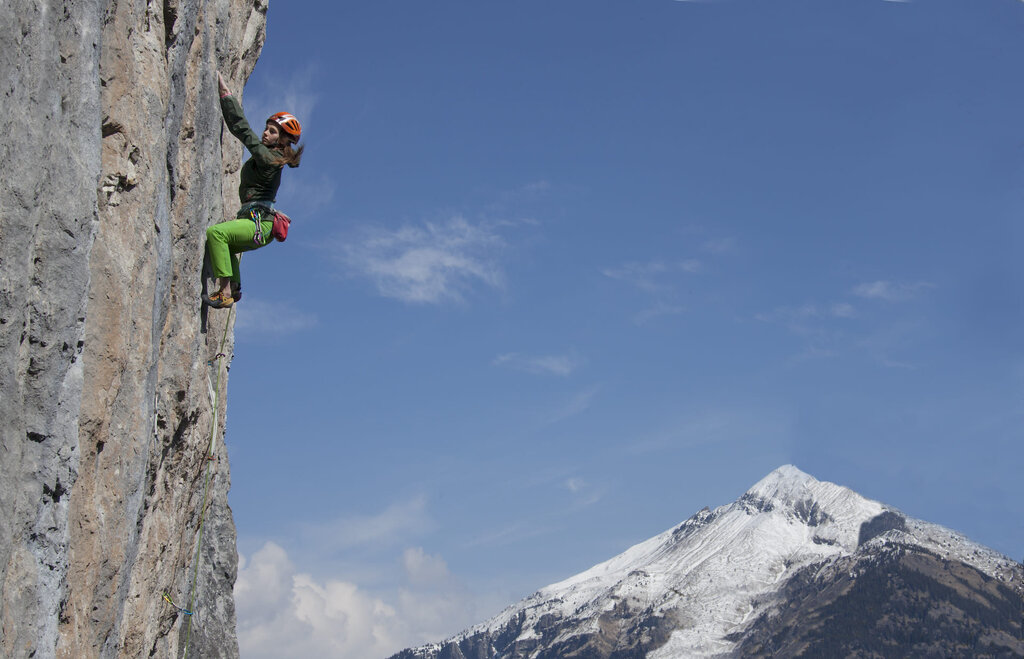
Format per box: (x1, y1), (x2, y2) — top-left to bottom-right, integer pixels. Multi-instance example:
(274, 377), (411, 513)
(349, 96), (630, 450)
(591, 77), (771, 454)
(163, 303), (235, 658)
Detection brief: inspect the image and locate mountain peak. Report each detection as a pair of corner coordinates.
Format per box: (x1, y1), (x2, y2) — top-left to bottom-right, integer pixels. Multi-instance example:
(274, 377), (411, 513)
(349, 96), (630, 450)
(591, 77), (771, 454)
(746, 463), (817, 500)
(393, 467), (1024, 659)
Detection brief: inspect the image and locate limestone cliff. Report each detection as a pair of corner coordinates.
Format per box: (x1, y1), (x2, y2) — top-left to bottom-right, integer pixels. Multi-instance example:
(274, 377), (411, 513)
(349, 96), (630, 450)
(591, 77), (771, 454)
(0, 1), (268, 657)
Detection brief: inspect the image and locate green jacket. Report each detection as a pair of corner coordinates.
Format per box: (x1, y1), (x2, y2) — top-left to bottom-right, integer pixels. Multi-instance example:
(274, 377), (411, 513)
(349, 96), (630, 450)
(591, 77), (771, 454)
(220, 94), (284, 205)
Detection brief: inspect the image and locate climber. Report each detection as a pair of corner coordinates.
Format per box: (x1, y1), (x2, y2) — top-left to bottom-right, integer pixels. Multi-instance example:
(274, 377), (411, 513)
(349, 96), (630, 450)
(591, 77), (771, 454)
(204, 71), (303, 308)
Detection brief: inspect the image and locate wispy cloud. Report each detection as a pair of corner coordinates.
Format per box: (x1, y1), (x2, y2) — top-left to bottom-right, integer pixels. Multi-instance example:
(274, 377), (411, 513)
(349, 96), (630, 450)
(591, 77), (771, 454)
(852, 280), (933, 302)
(338, 217), (513, 304)
(753, 301), (857, 362)
(236, 541), (480, 659)
(830, 303), (857, 319)
(755, 303), (857, 335)
(854, 319), (926, 370)
(464, 521), (551, 549)
(603, 260), (701, 293)
(234, 299), (318, 337)
(603, 252), (711, 325)
(464, 475), (603, 550)
(634, 301), (686, 325)
(622, 405), (793, 456)
(302, 495), (434, 551)
(495, 180), (551, 205)
(700, 237), (736, 255)
(547, 385), (601, 424)
(603, 261), (670, 292)
(757, 277), (933, 367)
(563, 476), (603, 508)
(493, 351), (584, 377)
(564, 477), (586, 494)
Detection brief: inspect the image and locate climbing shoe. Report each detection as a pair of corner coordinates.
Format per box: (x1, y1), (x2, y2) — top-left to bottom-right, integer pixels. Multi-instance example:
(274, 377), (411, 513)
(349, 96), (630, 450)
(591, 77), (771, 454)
(204, 291), (235, 308)
(230, 282), (242, 303)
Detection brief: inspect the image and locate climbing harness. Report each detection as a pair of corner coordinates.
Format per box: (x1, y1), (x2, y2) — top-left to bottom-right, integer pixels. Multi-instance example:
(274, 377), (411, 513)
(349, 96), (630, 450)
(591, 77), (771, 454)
(239, 200), (274, 245)
(162, 304), (234, 659)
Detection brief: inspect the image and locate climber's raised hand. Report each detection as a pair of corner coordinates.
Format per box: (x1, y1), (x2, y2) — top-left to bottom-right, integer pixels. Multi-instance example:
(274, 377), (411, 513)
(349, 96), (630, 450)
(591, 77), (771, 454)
(217, 71), (231, 98)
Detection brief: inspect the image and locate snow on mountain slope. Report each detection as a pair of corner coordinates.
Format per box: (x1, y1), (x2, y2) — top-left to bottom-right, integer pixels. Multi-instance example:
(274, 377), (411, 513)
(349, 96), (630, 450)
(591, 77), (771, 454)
(399, 465), (1020, 659)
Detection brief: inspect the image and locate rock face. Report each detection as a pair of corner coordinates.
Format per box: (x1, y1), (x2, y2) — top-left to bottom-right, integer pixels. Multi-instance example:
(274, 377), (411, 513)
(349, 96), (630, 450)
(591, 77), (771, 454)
(393, 466), (1024, 659)
(0, 1), (267, 657)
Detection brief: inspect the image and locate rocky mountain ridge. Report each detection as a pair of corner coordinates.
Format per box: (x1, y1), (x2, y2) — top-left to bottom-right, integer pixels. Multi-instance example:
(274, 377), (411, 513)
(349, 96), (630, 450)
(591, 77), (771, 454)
(393, 465), (1024, 658)
(0, 1), (268, 657)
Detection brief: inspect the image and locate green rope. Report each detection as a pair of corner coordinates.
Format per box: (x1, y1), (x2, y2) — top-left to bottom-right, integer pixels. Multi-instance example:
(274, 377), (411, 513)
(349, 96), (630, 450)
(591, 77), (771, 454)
(176, 303), (234, 658)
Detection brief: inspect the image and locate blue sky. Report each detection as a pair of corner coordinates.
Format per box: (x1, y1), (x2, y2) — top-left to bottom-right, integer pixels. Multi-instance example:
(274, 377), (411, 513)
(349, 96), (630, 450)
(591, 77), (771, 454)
(224, 1), (1024, 656)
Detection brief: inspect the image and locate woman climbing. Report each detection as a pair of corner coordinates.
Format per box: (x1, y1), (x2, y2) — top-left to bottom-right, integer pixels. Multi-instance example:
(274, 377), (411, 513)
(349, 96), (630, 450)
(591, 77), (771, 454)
(205, 71), (303, 308)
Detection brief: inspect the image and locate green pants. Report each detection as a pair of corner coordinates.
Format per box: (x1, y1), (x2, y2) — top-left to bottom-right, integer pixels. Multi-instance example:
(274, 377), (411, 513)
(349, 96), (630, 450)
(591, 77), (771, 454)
(205, 217), (274, 282)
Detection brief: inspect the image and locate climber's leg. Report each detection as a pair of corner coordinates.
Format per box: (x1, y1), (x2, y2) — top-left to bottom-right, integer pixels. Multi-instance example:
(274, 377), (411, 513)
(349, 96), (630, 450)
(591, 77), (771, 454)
(206, 219), (256, 277)
(205, 218), (256, 306)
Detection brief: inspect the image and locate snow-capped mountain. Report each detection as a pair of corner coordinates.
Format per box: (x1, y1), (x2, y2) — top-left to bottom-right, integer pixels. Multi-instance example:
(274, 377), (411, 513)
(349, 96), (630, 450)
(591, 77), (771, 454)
(391, 465), (1023, 658)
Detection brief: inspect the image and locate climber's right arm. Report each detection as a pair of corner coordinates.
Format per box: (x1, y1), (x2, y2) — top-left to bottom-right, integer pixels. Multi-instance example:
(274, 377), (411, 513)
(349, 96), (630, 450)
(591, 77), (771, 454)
(219, 93), (278, 166)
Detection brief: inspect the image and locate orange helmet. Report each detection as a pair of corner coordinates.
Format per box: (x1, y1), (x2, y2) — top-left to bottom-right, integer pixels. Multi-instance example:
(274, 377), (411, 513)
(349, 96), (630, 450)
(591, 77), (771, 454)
(267, 112), (301, 141)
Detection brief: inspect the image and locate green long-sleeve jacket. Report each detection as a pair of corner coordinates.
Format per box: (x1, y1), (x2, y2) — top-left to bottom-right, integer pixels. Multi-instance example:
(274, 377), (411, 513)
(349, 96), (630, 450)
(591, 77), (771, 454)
(220, 94), (284, 205)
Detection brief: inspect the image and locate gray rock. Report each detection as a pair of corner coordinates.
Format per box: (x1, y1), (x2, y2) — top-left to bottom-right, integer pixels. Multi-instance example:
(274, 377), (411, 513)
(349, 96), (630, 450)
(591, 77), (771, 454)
(0, 1), (267, 657)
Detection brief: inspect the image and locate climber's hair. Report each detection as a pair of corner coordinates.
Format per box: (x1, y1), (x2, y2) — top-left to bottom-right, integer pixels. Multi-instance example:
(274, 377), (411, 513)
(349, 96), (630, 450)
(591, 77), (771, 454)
(273, 139), (304, 168)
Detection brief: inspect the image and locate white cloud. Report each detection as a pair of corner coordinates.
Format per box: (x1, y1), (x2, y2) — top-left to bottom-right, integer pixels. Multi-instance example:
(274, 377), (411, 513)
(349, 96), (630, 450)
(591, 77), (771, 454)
(234, 299), (317, 337)
(402, 547), (451, 587)
(236, 542), (480, 659)
(852, 280), (933, 302)
(339, 217), (510, 304)
(235, 542), (398, 659)
(493, 351), (584, 377)
(565, 477), (586, 493)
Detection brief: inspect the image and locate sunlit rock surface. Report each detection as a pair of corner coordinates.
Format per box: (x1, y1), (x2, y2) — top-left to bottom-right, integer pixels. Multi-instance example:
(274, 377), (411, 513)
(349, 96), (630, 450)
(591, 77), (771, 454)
(0, 1), (268, 656)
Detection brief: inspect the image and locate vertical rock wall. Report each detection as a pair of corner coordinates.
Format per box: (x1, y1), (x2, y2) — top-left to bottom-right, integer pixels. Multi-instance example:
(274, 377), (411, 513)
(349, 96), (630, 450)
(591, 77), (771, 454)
(0, 1), (102, 656)
(0, 1), (268, 657)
